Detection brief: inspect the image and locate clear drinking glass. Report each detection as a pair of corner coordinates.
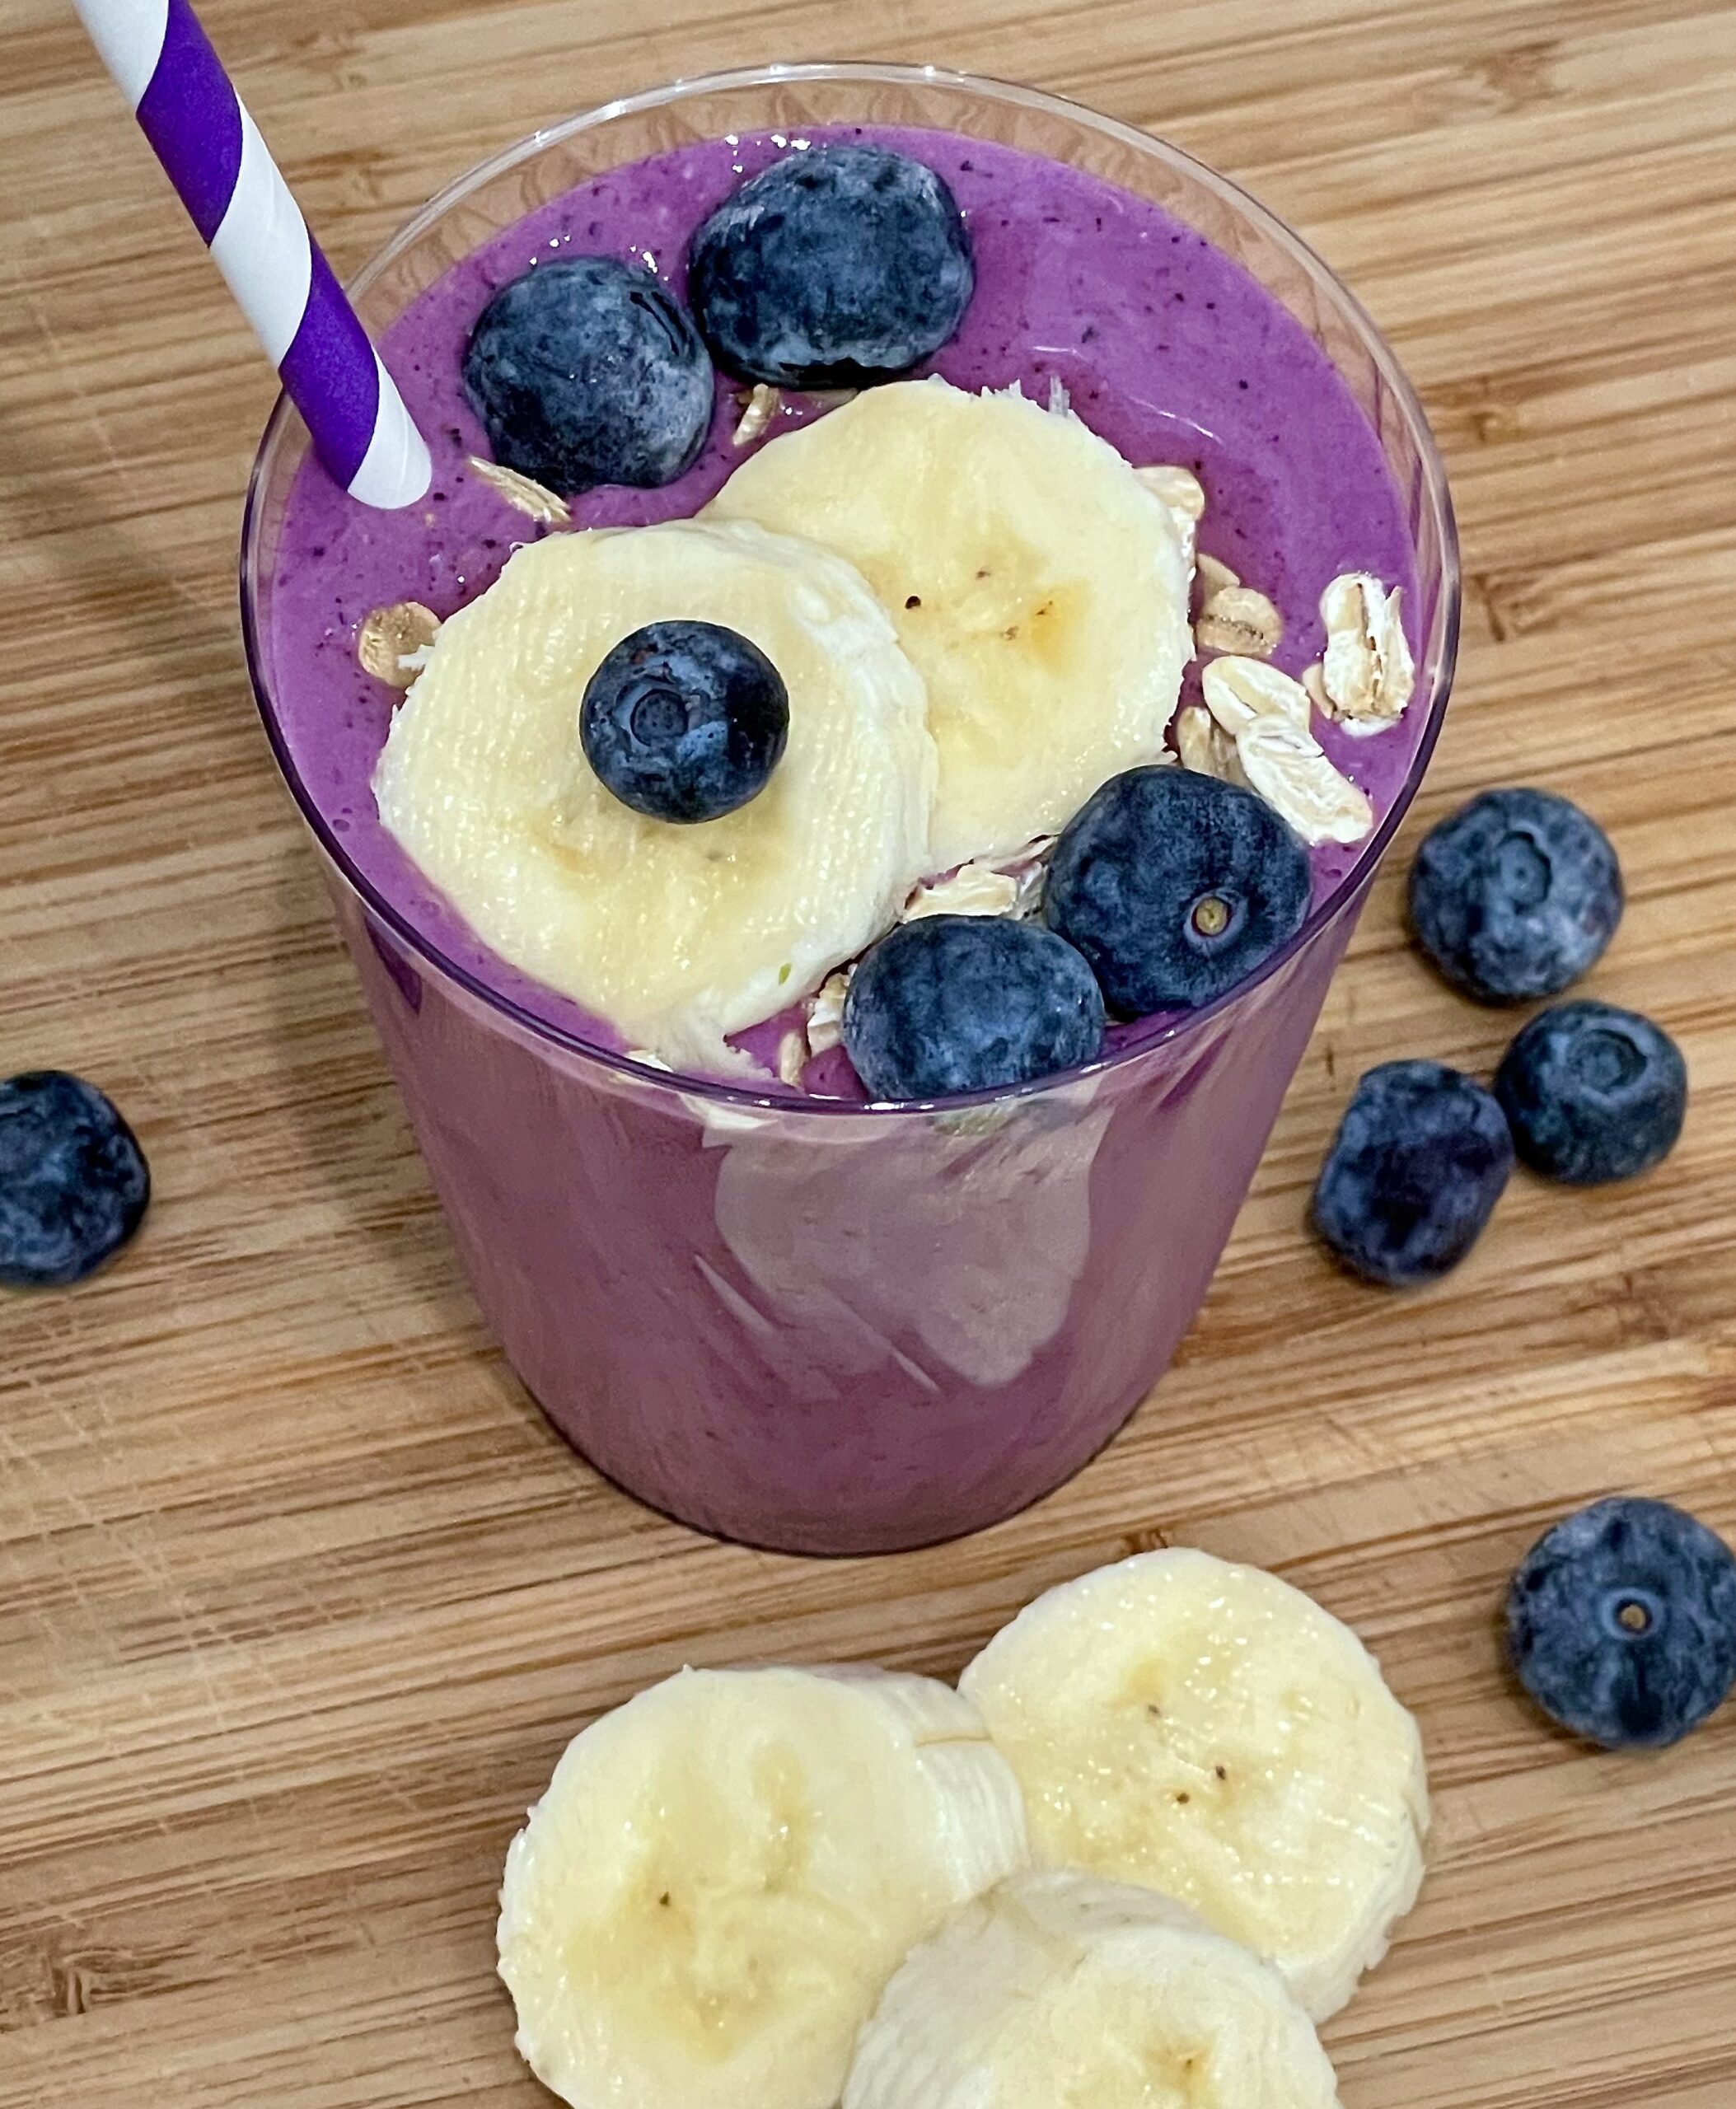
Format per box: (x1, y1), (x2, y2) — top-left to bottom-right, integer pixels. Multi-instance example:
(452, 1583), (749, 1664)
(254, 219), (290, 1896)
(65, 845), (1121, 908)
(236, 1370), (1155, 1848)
(242, 63), (1458, 1555)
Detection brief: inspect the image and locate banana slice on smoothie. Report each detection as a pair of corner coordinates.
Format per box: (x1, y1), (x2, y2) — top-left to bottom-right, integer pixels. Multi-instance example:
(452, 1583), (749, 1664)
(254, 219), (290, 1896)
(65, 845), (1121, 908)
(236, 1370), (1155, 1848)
(373, 519), (935, 1073)
(845, 1870), (1343, 2109)
(959, 1547), (1430, 2020)
(708, 376), (1192, 871)
(496, 1665), (1028, 2109)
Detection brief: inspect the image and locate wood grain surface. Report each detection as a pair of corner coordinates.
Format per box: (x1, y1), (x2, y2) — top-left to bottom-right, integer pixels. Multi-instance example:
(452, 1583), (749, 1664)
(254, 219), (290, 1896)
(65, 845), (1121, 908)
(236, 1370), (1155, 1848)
(3, 0), (1735, 2102)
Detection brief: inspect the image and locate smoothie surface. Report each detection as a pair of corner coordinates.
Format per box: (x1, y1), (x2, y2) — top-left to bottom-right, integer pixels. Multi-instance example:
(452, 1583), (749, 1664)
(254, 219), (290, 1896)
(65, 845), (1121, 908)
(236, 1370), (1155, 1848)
(265, 125), (1424, 1088)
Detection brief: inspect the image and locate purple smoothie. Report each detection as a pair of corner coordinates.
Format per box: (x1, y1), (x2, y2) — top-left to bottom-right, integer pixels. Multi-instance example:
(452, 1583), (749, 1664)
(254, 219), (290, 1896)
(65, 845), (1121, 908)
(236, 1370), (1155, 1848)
(252, 115), (1444, 1552)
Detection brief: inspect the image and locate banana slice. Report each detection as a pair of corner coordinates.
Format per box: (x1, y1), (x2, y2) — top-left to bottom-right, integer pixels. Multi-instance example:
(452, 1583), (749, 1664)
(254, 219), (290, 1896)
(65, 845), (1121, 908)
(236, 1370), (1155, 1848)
(373, 519), (935, 1073)
(497, 1665), (1028, 2109)
(959, 1548), (1429, 2019)
(844, 1869), (1342, 2109)
(707, 377), (1191, 871)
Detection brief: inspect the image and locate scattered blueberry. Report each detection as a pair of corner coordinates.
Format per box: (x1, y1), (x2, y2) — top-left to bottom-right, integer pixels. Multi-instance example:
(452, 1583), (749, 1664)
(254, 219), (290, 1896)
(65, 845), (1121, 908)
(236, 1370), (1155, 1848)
(1311, 1060), (1514, 1286)
(581, 621), (789, 824)
(1408, 788), (1622, 1002)
(0, 1071), (150, 1288)
(842, 915), (1104, 1101)
(687, 145), (975, 388)
(463, 257), (714, 494)
(1507, 1497), (1736, 1748)
(1495, 1000), (1687, 1185)
(1042, 766), (1311, 1015)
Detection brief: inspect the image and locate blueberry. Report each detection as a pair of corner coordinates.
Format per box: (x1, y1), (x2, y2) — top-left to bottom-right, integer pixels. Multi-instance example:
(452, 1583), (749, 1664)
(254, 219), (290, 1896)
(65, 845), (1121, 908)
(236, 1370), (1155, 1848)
(688, 145), (975, 389)
(581, 621), (789, 824)
(1042, 767), (1312, 1016)
(1311, 1060), (1513, 1286)
(1507, 1498), (1736, 1748)
(1495, 1000), (1686, 1185)
(1408, 788), (1621, 1002)
(842, 915), (1105, 1101)
(463, 257), (714, 494)
(0, 1071), (150, 1288)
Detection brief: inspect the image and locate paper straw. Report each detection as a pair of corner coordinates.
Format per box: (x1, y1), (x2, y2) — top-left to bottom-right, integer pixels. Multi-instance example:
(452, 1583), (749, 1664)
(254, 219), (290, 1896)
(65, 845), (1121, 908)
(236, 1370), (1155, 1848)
(71, 0), (432, 509)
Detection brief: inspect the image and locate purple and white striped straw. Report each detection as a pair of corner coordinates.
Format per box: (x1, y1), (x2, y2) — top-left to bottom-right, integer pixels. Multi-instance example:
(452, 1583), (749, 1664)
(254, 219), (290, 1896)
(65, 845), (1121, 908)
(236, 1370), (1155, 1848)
(72, 0), (431, 509)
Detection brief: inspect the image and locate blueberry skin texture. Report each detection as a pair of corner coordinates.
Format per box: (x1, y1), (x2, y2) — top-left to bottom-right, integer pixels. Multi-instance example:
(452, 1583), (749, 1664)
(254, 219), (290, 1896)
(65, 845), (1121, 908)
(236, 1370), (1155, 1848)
(843, 915), (1105, 1102)
(0, 1072), (151, 1288)
(687, 146), (976, 389)
(1496, 1000), (1687, 1185)
(1508, 1498), (1736, 1748)
(1408, 787), (1622, 1002)
(1311, 1060), (1514, 1287)
(462, 257), (714, 494)
(1042, 766), (1312, 1016)
(581, 621), (789, 825)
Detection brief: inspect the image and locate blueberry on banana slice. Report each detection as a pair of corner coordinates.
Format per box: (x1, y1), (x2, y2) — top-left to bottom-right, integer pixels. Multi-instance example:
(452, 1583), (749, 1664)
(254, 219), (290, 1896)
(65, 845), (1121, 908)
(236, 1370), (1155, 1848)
(582, 620), (790, 824)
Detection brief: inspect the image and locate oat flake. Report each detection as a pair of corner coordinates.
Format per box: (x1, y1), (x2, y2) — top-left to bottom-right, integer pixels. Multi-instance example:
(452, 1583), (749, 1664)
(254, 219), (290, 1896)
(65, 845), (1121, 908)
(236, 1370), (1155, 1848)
(1200, 656), (1312, 737)
(467, 456), (572, 526)
(1236, 718), (1373, 845)
(1195, 584), (1283, 659)
(357, 601), (441, 689)
(732, 385), (782, 447)
(805, 970), (852, 1055)
(1318, 573), (1415, 733)
(777, 1027), (808, 1087)
(1175, 702), (1245, 785)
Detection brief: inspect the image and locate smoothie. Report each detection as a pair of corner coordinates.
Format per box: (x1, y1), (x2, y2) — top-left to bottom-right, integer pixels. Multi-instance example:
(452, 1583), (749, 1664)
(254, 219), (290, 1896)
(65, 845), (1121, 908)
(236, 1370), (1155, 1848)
(246, 89), (1450, 1552)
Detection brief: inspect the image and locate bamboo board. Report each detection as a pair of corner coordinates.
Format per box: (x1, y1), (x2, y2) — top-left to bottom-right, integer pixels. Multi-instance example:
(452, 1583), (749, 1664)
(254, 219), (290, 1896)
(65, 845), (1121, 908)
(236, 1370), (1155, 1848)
(2, 1), (1735, 2102)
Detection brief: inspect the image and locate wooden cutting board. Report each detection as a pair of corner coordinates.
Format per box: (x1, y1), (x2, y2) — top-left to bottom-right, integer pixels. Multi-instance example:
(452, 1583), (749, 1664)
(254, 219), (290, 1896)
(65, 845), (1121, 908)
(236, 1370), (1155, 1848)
(2, 0), (1734, 2102)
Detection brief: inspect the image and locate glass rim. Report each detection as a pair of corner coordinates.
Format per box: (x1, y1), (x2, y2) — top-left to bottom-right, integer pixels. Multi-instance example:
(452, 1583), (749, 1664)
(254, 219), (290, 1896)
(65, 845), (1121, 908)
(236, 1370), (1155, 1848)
(241, 58), (1460, 1120)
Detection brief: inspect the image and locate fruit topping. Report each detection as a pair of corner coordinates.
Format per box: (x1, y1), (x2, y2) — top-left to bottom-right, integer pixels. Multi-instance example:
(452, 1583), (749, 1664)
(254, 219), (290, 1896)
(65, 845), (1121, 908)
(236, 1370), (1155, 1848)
(372, 520), (933, 1073)
(463, 255), (714, 494)
(842, 914), (1104, 1101)
(709, 377), (1191, 872)
(688, 145), (974, 389)
(1043, 766), (1312, 1014)
(581, 619), (790, 824)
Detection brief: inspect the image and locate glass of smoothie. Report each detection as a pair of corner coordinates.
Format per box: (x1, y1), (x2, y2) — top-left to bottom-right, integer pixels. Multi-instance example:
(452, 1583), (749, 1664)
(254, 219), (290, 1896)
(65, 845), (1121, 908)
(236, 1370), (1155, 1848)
(241, 63), (1458, 1555)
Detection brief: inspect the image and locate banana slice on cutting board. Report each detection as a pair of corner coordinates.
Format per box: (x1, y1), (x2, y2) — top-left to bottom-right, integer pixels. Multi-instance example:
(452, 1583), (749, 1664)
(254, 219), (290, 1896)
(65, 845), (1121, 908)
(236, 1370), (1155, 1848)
(959, 1548), (1429, 2019)
(373, 519), (935, 1073)
(707, 376), (1192, 872)
(845, 1868), (1342, 2109)
(496, 1664), (1028, 2109)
